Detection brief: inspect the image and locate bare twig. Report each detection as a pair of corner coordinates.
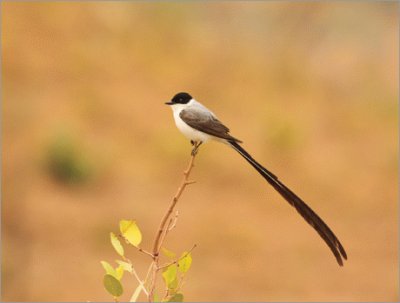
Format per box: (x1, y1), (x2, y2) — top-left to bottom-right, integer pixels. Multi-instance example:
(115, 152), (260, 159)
(118, 234), (154, 258)
(157, 244), (197, 271)
(130, 263), (149, 296)
(148, 142), (200, 302)
(167, 211), (179, 232)
(158, 210), (179, 251)
(137, 247), (154, 259)
(148, 262), (158, 301)
(152, 152), (197, 255)
(119, 257), (151, 300)
(143, 262), (154, 291)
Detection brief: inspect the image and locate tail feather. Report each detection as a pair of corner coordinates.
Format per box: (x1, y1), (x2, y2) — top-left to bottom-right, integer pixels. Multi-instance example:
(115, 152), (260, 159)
(229, 140), (347, 266)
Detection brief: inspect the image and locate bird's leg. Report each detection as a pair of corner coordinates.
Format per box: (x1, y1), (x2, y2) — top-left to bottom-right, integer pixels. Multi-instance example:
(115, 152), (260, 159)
(191, 141), (203, 156)
(190, 140), (195, 146)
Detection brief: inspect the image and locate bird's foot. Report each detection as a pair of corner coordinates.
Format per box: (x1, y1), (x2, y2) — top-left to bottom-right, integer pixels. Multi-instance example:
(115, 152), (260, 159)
(191, 141), (202, 156)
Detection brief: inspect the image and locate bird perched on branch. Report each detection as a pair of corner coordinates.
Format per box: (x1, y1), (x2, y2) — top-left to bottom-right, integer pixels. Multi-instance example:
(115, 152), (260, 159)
(166, 92), (347, 266)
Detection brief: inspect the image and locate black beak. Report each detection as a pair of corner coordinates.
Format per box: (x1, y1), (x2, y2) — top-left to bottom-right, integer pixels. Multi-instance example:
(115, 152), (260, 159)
(165, 102), (174, 105)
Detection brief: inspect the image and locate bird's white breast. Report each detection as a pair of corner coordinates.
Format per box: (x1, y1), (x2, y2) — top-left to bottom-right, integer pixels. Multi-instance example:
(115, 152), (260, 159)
(170, 103), (211, 143)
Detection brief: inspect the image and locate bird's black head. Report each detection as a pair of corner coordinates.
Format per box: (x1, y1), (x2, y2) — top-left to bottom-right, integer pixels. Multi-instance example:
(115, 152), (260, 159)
(165, 92), (192, 105)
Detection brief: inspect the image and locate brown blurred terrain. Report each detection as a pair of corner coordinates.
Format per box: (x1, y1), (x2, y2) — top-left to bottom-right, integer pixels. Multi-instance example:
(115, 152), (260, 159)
(2, 2), (398, 302)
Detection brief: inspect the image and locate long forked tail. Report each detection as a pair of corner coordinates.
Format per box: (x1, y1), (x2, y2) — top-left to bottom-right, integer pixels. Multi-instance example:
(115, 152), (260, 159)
(229, 140), (347, 266)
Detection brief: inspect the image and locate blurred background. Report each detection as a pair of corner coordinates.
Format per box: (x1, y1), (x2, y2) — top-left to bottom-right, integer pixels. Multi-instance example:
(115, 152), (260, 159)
(2, 1), (398, 301)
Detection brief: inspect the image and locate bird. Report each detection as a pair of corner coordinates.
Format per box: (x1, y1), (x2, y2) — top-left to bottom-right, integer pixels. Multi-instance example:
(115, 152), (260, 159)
(165, 92), (347, 266)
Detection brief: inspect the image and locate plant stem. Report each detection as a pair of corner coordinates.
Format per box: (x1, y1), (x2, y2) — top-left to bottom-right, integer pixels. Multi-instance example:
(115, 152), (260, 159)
(148, 143), (200, 302)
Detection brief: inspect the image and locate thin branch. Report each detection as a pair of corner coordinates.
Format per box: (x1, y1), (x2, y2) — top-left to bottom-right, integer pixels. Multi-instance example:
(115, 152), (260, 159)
(130, 263), (149, 296)
(143, 262), (154, 291)
(158, 211), (179, 251)
(184, 180), (196, 185)
(148, 262), (158, 302)
(167, 211), (179, 232)
(121, 257), (151, 299)
(152, 150), (198, 256)
(157, 244), (197, 271)
(136, 247), (154, 259)
(118, 234), (154, 258)
(148, 142), (200, 302)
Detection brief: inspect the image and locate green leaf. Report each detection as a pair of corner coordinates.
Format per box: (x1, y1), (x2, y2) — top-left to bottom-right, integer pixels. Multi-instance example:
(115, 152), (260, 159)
(110, 232), (124, 256)
(100, 261), (116, 277)
(120, 220), (142, 246)
(162, 264), (178, 289)
(169, 278), (178, 290)
(161, 247), (176, 259)
(103, 274), (123, 297)
(178, 252), (192, 273)
(168, 293), (184, 302)
(100, 261), (124, 280)
(116, 260), (133, 273)
(115, 265), (124, 280)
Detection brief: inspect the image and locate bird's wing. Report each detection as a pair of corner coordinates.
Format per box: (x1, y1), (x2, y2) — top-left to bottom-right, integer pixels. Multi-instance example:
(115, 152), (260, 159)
(180, 108), (242, 142)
